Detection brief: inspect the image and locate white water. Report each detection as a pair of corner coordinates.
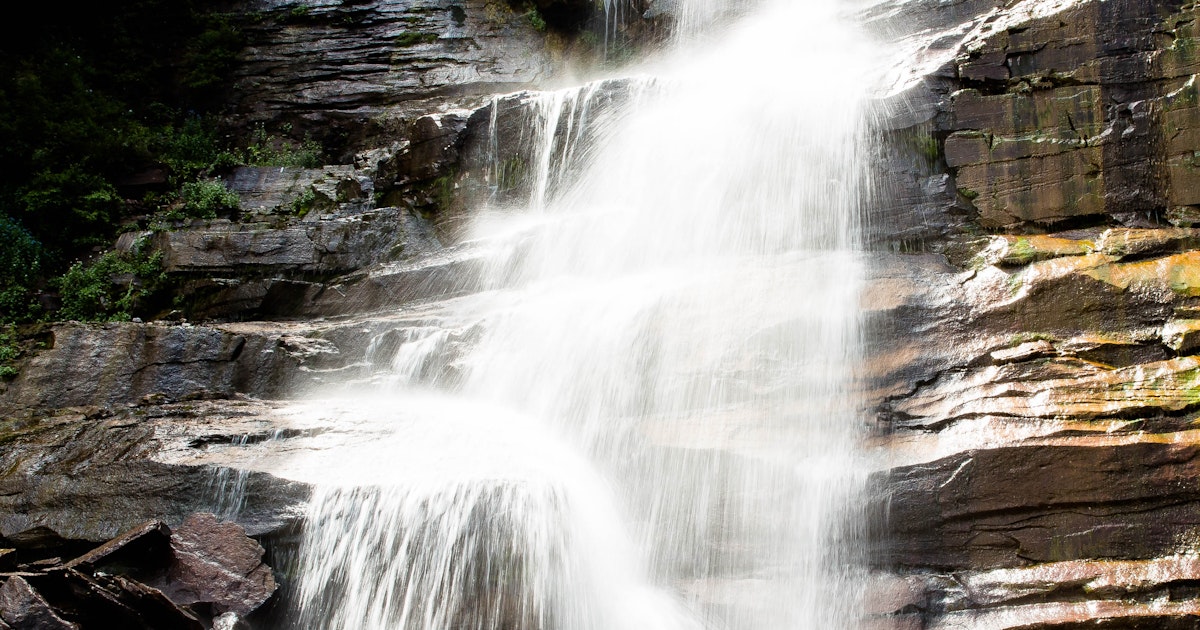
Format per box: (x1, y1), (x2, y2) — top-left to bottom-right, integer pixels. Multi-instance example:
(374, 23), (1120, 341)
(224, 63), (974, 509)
(287, 1), (879, 628)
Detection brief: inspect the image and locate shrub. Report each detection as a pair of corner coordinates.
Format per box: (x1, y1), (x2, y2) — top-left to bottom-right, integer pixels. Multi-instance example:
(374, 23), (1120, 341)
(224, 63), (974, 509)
(0, 326), (18, 379)
(55, 245), (166, 321)
(0, 215), (45, 324)
(243, 124), (322, 168)
(158, 117), (240, 183)
(180, 180), (240, 219)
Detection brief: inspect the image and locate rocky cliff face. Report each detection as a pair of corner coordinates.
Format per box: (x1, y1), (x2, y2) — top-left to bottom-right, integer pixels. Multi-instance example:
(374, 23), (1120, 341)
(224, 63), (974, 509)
(866, 0), (1200, 627)
(6, 0), (1200, 627)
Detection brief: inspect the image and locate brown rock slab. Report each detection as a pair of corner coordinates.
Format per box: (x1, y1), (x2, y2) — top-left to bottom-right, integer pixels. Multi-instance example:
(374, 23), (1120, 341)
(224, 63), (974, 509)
(155, 513), (276, 616)
(0, 576), (78, 630)
(63, 521), (171, 571)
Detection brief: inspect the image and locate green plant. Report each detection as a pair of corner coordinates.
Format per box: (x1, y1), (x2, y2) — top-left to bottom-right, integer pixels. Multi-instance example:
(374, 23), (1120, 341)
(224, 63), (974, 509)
(243, 124), (322, 168)
(0, 326), (20, 379)
(158, 117), (240, 183)
(289, 5), (311, 19)
(54, 245), (166, 322)
(0, 215), (45, 324)
(524, 8), (547, 31)
(180, 14), (244, 95)
(290, 188), (317, 217)
(180, 180), (240, 219)
(395, 31), (439, 47)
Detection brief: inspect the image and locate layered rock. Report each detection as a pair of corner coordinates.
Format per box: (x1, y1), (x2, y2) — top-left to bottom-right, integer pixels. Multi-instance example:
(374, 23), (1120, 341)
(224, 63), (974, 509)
(227, 0), (560, 149)
(0, 515), (276, 629)
(861, 0), (1200, 627)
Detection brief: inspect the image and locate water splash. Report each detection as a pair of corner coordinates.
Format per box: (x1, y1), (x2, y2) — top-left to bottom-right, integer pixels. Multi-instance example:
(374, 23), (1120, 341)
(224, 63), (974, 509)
(289, 0), (881, 628)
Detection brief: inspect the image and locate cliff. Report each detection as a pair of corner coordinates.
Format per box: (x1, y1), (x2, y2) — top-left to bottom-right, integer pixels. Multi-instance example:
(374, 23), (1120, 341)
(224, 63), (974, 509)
(4, 0), (1200, 628)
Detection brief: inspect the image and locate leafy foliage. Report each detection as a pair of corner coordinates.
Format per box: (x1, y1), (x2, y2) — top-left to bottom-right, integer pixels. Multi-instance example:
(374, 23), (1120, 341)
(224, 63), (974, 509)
(0, 215), (45, 324)
(243, 124), (323, 168)
(0, 327), (19, 379)
(54, 246), (166, 322)
(180, 180), (241, 220)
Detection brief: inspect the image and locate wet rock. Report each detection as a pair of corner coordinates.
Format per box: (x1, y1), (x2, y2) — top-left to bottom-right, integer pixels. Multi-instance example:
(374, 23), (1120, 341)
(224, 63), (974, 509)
(0, 407), (309, 542)
(153, 207), (437, 275)
(228, 0), (557, 149)
(0, 576), (78, 630)
(212, 612), (249, 630)
(875, 442), (1200, 571)
(63, 521), (171, 572)
(153, 513), (275, 616)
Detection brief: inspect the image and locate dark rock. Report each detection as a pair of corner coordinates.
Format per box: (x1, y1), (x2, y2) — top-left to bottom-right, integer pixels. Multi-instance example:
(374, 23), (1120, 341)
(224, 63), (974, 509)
(227, 0), (557, 151)
(0, 408), (309, 543)
(0, 576), (78, 630)
(874, 442), (1200, 571)
(63, 521), (171, 573)
(153, 207), (437, 275)
(153, 513), (275, 616)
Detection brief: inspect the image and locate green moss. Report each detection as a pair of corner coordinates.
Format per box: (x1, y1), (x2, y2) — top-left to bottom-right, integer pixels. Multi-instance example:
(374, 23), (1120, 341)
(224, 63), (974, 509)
(496, 157), (527, 192)
(435, 173), (457, 211)
(1006, 237), (1036, 265)
(395, 31), (439, 47)
(958, 187), (980, 201)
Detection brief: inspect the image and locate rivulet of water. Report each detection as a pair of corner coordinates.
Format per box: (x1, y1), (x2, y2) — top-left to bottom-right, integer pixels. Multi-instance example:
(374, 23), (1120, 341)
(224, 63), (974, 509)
(287, 0), (881, 628)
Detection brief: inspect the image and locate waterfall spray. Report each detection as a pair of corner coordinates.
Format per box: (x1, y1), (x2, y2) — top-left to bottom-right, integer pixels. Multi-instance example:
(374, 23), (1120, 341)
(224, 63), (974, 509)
(288, 0), (881, 628)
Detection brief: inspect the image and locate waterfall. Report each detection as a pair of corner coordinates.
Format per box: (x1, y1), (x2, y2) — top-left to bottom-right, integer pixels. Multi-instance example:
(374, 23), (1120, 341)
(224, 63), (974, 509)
(285, 0), (880, 628)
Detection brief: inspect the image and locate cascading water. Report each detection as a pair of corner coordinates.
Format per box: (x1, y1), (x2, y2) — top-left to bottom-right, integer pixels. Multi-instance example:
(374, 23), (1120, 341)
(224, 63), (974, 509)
(282, 0), (881, 628)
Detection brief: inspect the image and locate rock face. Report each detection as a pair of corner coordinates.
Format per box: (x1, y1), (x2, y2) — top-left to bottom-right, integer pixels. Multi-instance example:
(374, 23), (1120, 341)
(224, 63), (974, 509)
(12, 0), (1200, 628)
(864, 1), (1200, 627)
(228, 0), (562, 148)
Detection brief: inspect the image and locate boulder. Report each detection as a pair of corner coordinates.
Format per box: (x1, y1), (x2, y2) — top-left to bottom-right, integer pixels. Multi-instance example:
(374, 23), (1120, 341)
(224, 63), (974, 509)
(0, 576), (78, 630)
(152, 514), (275, 616)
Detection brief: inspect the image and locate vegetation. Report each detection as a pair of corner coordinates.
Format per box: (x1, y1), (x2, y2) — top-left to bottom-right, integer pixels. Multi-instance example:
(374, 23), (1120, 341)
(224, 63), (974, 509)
(243, 124), (323, 168)
(290, 188), (318, 217)
(0, 327), (19, 379)
(0, 3), (327, 324)
(180, 180), (242, 220)
(395, 32), (440, 47)
(525, 8), (548, 32)
(54, 245), (166, 322)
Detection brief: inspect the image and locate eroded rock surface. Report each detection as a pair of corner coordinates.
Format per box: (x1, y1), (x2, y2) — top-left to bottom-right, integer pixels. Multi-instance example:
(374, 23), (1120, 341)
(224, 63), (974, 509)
(863, 1), (1200, 627)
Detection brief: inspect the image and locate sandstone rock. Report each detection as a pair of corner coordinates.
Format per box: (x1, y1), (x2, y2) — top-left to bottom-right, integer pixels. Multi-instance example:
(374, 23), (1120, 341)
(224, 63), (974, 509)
(153, 513), (275, 616)
(0, 576), (78, 630)
(1161, 318), (1200, 353)
(224, 166), (374, 217)
(874, 442), (1200, 571)
(53, 569), (204, 630)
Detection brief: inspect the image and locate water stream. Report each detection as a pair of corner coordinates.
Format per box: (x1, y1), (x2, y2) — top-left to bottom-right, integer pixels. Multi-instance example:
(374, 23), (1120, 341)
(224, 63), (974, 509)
(283, 1), (880, 628)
